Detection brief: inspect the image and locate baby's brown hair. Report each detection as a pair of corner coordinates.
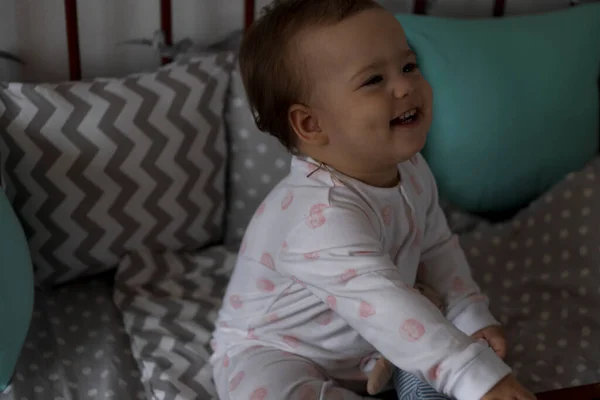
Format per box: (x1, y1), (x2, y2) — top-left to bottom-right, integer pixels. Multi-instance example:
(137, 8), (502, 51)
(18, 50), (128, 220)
(239, 0), (382, 153)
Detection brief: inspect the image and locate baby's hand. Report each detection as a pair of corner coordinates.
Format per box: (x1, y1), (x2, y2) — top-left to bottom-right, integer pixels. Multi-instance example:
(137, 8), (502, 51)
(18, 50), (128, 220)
(366, 357), (394, 395)
(471, 325), (507, 360)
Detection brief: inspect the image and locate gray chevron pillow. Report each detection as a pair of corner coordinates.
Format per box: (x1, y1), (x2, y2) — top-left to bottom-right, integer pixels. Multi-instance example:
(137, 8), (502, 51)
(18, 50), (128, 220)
(182, 33), (294, 248)
(0, 53), (234, 286)
(113, 246), (237, 400)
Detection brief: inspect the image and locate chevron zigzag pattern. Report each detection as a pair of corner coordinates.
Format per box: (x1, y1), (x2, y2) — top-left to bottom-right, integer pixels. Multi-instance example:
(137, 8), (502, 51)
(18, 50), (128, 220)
(113, 247), (237, 400)
(0, 53), (234, 286)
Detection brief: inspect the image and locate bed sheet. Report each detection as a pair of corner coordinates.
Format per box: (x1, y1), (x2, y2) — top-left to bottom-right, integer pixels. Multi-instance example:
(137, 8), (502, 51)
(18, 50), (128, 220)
(0, 274), (146, 400)
(452, 156), (600, 392)
(4, 157), (599, 400)
(110, 157), (600, 399)
(112, 246), (237, 400)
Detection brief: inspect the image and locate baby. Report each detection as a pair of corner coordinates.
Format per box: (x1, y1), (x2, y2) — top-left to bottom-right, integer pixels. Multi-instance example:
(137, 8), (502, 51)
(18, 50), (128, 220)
(209, 1), (536, 399)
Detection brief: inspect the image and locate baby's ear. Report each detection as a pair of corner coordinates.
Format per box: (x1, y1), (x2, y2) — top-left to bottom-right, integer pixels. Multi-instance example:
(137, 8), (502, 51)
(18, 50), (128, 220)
(288, 104), (328, 147)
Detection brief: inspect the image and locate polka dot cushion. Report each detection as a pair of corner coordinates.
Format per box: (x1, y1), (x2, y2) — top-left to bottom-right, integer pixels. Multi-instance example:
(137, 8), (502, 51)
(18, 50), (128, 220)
(454, 156), (600, 392)
(223, 65), (292, 246)
(2, 275), (145, 400)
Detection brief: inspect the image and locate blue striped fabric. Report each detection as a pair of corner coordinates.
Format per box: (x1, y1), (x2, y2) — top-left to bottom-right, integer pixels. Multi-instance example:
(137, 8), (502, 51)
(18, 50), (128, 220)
(393, 369), (453, 400)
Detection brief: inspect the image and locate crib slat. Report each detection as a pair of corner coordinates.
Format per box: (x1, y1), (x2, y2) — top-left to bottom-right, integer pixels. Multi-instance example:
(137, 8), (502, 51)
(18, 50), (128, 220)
(64, 0), (81, 80)
(160, 0), (172, 65)
(413, 0), (427, 14)
(245, 0), (255, 31)
(494, 0), (506, 16)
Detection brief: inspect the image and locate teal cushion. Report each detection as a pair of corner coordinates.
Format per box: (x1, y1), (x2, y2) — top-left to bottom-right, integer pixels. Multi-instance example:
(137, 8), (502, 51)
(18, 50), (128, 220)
(397, 4), (600, 213)
(0, 188), (34, 391)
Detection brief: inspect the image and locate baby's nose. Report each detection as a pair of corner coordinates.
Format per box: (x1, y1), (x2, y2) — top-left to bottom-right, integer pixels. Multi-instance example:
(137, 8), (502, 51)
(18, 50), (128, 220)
(392, 76), (415, 98)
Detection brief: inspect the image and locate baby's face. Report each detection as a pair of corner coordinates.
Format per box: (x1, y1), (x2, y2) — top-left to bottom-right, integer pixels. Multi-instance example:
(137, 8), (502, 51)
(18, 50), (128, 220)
(297, 8), (433, 174)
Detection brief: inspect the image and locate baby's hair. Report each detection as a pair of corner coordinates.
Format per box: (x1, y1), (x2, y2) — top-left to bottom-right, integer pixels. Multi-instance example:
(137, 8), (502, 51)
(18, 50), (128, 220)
(239, 0), (382, 153)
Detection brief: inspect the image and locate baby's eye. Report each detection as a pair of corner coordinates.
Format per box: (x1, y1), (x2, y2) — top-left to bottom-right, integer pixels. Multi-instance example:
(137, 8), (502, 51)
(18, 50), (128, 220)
(402, 63), (419, 73)
(362, 75), (383, 86)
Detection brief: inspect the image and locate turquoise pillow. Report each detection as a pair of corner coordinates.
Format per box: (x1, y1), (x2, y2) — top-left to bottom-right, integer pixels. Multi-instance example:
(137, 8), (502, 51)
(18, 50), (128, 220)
(397, 4), (600, 213)
(0, 188), (34, 391)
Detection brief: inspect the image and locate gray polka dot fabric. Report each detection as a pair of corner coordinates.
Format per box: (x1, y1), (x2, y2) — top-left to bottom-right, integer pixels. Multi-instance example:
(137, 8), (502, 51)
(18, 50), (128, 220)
(455, 156), (600, 392)
(223, 65), (292, 247)
(0, 275), (146, 400)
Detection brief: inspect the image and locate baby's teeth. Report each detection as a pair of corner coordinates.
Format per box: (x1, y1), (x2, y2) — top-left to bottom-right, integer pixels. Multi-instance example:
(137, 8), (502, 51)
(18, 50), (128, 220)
(395, 108), (417, 123)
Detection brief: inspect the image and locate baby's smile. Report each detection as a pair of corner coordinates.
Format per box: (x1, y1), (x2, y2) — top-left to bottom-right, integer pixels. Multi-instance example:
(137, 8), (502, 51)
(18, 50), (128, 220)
(390, 106), (422, 129)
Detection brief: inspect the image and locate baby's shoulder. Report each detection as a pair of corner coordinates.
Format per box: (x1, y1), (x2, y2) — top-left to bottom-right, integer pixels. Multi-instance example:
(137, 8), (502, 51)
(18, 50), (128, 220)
(240, 173), (339, 255)
(245, 171), (372, 233)
(243, 172), (333, 233)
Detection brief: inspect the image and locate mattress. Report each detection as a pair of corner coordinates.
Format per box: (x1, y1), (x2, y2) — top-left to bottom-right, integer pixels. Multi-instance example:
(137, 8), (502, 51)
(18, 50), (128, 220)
(448, 157), (600, 392)
(2, 157), (599, 400)
(0, 273), (146, 400)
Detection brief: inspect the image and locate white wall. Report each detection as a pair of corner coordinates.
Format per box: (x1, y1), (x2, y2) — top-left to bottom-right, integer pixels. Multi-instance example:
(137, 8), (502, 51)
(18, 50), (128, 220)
(0, 0), (24, 81)
(0, 0), (256, 82)
(0, 0), (591, 82)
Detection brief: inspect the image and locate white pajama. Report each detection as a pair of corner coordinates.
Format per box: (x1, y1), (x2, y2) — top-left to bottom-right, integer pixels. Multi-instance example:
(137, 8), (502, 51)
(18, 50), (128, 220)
(210, 154), (511, 400)
(212, 345), (378, 400)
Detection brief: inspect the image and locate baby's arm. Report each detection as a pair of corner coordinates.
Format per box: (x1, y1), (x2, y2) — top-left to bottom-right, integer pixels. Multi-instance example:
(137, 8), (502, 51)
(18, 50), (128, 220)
(277, 198), (510, 400)
(415, 155), (500, 336)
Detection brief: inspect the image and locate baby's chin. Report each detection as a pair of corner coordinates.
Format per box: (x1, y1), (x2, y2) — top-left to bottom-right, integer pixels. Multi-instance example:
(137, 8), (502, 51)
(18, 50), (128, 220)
(390, 130), (428, 160)
(391, 119), (430, 153)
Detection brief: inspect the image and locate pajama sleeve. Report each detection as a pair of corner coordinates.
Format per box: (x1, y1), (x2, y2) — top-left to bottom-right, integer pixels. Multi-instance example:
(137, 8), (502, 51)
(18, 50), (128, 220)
(277, 192), (511, 400)
(417, 156), (501, 336)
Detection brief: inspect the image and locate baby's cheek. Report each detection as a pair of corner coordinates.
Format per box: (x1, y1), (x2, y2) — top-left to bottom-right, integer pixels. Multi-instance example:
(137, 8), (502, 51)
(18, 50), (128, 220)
(421, 78), (434, 113)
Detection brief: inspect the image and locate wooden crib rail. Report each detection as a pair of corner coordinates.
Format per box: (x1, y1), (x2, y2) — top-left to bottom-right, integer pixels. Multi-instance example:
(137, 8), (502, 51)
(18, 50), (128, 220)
(63, 0), (256, 80)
